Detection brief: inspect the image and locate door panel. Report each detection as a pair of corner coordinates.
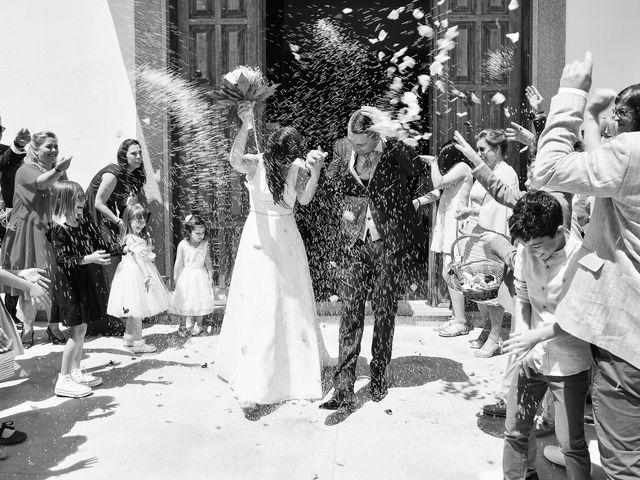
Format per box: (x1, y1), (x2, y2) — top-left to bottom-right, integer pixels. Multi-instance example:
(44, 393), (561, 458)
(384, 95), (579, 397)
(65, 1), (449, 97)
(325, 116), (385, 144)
(170, 0), (263, 286)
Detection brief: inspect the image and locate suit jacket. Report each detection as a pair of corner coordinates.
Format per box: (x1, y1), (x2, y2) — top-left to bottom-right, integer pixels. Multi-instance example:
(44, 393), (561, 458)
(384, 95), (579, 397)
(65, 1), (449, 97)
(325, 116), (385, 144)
(533, 90), (640, 368)
(327, 137), (426, 251)
(0, 142), (26, 208)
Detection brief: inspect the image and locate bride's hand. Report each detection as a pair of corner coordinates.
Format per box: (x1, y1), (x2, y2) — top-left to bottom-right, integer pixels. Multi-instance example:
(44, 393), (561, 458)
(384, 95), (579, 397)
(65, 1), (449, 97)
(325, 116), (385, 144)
(237, 101), (254, 124)
(306, 148), (327, 175)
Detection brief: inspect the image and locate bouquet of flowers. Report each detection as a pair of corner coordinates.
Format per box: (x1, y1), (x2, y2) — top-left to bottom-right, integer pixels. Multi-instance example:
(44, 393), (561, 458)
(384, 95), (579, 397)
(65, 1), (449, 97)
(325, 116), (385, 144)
(209, 65), (278, 131)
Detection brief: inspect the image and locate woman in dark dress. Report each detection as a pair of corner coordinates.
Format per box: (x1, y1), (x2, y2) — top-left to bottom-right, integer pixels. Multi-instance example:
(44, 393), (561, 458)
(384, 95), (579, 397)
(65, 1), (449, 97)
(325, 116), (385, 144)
(83, 139), (146, 335)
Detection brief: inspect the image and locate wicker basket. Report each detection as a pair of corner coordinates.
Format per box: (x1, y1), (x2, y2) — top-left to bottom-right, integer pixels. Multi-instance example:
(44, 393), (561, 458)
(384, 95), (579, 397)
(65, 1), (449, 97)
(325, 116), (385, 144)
(445, 234), (506, 302)
(0, 349), (17, 382)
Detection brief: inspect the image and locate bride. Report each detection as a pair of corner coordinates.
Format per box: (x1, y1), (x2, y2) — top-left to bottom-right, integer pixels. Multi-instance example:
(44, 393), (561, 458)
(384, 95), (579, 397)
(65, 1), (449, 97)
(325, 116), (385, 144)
(214, 101), (330, 409)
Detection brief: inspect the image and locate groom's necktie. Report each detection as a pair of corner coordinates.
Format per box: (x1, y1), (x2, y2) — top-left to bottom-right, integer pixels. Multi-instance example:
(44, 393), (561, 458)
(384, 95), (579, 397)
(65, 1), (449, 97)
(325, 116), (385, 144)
(357, 151), (380, 181)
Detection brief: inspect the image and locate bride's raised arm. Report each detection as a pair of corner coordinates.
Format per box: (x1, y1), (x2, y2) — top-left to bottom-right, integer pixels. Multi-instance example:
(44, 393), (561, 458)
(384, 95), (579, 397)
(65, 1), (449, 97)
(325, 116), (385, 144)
(229, 101), (259, 176)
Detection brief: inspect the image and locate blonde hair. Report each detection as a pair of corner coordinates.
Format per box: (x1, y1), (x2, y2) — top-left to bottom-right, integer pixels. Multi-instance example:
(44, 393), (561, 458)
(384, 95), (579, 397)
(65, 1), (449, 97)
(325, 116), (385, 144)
(25, 131), (57, 164)
(51, 181), (85, 226)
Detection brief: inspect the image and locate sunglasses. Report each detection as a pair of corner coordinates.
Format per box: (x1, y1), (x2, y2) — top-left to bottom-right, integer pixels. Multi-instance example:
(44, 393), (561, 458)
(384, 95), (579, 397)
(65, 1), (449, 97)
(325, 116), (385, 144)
(0, 126), (5, 133)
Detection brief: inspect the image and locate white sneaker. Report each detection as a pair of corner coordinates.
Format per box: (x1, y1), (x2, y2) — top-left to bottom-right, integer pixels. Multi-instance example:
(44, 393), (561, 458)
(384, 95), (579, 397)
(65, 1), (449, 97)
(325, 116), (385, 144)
(543, 445), (566, 467)
(133, 340), (157, 354)
(71, 368), (103, 388)
(192, 323), (202, 336)
(54, 374), (92, 398)
(123, 334), (134, 347)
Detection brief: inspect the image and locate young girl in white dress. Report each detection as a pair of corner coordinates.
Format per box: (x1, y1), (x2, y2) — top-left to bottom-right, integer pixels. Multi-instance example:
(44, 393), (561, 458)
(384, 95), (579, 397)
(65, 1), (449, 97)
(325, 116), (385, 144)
(215, 101), (330, 409)
(169, 215), (215, 337)
(107, 203), (171, 353)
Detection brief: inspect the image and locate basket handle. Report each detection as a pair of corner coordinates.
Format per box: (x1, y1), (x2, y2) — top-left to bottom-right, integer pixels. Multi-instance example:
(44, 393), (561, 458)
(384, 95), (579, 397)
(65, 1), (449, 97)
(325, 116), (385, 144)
(449, 231), (510, 259)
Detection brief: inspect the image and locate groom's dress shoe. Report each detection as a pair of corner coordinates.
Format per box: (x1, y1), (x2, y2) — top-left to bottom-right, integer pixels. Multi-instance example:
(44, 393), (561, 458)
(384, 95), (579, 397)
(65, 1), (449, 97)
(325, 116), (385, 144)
(370, 377), (388, 402)
(319, 390), (355, 410)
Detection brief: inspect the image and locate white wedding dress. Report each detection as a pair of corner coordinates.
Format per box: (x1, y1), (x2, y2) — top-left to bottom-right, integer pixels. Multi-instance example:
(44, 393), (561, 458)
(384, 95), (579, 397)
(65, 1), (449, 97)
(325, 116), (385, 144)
(215, 156), (330, 405)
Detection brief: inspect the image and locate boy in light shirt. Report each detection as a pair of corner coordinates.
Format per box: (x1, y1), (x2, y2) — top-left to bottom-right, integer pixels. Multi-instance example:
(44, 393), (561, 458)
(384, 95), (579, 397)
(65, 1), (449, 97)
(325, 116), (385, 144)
(500, 191), (592, 480)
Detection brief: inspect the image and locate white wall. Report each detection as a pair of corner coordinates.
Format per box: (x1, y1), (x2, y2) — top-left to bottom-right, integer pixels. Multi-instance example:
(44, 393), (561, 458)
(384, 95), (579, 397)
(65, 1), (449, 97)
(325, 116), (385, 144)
(566, 0), (640, 97)
(0, 0), (137, 191)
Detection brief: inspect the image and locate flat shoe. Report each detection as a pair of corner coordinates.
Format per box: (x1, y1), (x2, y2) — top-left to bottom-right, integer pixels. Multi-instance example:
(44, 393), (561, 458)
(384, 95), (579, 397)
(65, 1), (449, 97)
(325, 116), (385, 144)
(0, 421), (27, 445)
(438, 323), (471, 337)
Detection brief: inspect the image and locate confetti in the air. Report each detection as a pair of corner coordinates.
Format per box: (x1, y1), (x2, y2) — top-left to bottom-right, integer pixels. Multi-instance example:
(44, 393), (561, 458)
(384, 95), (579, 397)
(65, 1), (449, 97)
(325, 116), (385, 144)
(329, 295), (339, 303)
(508, 0), (519, 10)
(417, 24), (434, 38)
(492, 92), (506, 105)
(289, 44), (300, 52)
(456, 112), (468, 117)
(418, 74), (430, 92)
(387, 7), (405, 20)
(412, 8), (424, 19)
(482, 45), (516, 83)
(504, 107), (511, 118)
(430, 61), (444, 76)
(470, 92), (481, 104)
(342, 8), (353, 14)
(506, 32), (520, 44)
(378, 30), (388, 41)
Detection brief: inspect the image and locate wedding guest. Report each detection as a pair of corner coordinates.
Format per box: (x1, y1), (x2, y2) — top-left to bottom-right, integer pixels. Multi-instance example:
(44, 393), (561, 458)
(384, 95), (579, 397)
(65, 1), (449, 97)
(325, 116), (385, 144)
(502, 191), (591, 480)
(0, 117), (29, 325)
(531, 52), (640, 478)
(83, 139), (146, 335)
(450, 130), (518, 354)
(413, 142), (473, 339)
(1, 131), (70, 348)
(0, 266), (50, 456)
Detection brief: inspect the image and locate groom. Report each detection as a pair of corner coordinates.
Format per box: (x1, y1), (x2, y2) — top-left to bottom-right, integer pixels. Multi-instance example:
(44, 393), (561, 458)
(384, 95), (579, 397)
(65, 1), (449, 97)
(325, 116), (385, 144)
(321, 108), (426, 410)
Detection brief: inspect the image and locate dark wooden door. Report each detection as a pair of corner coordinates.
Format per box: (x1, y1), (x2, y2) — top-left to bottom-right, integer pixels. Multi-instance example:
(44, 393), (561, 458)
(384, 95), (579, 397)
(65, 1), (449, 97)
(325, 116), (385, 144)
(169, 0), (264, 286)
(427, 0), (530, 304)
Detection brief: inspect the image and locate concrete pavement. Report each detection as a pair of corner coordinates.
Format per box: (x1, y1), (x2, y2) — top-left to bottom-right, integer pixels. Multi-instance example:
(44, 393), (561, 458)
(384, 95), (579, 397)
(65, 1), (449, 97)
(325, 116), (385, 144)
(0, 318), (605, 480)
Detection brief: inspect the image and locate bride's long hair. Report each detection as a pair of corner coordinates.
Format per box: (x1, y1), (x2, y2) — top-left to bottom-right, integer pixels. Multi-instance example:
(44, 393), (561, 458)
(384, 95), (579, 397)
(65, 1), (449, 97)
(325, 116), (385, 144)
(263, 127), (304, 207)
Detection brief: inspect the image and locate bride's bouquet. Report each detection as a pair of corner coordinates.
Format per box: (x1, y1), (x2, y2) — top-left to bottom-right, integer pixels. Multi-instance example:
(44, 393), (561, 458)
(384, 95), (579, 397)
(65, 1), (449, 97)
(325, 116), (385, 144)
(209, 65), (278, 130)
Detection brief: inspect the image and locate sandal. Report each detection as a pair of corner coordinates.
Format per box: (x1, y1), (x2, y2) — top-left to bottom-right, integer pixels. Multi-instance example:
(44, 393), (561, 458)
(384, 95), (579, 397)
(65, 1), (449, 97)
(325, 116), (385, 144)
(438, 322), (471, 337)
(0, 421), (27, 445)
(433, 317), (456, 332)
(474, 338), (503, 358)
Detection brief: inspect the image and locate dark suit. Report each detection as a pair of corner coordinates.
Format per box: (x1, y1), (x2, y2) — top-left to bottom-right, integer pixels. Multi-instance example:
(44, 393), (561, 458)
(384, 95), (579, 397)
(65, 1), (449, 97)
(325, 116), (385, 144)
(0, 142), (26, 208)
(327, 137), (426, 392)
(0, 142), (26, 321)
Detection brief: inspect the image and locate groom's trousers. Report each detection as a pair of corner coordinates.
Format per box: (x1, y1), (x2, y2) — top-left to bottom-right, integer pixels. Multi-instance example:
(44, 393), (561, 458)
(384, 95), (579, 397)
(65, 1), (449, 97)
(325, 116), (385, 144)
(334, 236), (403, 393)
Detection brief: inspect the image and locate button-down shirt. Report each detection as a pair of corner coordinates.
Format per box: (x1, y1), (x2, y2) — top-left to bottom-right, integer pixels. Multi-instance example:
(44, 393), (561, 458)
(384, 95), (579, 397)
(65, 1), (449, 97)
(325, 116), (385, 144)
(514, 234), (592, 376)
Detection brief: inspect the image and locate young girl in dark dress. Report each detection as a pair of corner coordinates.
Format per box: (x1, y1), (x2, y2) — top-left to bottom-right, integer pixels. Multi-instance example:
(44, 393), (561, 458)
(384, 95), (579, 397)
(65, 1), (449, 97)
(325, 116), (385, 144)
(49, 181), (121, 398)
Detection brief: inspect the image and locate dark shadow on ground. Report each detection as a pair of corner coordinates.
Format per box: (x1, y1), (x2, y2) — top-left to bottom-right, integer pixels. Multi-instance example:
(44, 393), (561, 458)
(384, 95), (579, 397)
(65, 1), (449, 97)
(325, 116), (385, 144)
(0, 395), (117, 479)
(325, 355), (469, 425)
(1, 350), (200, 413)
